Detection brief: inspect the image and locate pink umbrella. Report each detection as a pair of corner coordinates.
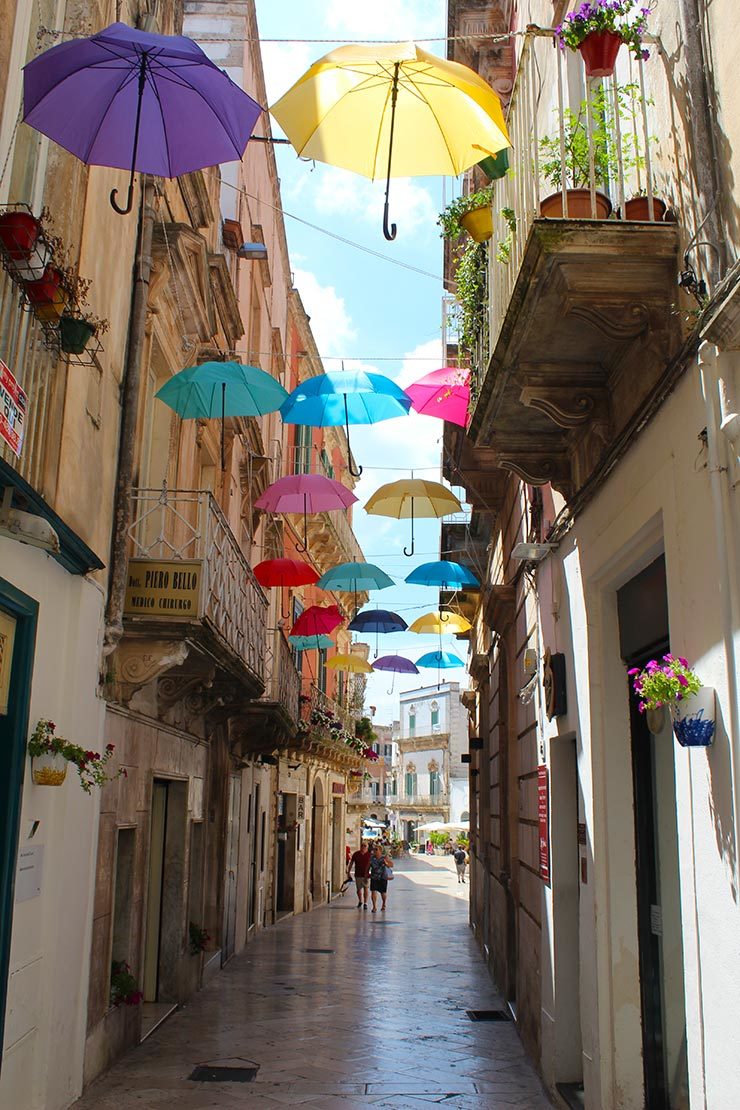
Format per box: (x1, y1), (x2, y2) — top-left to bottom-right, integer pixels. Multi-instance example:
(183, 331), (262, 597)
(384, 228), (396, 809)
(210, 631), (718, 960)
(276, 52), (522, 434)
(255, 474), (357, 553)
(404, 367), (470, 427)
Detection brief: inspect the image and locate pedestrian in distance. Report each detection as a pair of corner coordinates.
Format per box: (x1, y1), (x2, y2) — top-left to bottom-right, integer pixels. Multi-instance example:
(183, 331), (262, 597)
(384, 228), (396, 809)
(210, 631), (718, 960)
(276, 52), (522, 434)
(453, 844), (467, 883)
(347, 839), (372, 909)
(369, 843), (393, 912)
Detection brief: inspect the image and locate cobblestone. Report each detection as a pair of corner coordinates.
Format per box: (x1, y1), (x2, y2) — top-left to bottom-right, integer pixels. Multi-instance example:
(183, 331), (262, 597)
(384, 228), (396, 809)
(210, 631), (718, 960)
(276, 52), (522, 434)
(73, 855), (551, 1109)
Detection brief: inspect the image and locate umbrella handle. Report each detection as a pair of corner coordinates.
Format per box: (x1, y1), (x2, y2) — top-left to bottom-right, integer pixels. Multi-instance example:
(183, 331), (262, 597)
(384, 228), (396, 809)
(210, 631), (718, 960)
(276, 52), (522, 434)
(295, 493), (308, 554)
(403, 496), (415, 557)
(383, 199), (397, 243)
(344, 396), (363, 477)
(110, 53), (149, 216)
(382, 64), (400, 242)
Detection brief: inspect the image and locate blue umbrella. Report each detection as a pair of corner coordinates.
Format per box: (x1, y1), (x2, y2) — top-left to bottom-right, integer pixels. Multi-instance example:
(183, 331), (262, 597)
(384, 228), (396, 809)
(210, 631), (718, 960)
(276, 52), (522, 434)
(405, 560), (480, 588)
(280, 369), (411, 476)
(416, 651), (465, 669)
(317, 562), (394, 592)
(348, 608), (408, 658)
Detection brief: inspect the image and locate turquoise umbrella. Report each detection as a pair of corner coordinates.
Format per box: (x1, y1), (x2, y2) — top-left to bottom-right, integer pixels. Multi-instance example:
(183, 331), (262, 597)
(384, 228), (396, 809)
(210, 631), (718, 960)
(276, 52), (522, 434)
(288, 634), (334, 650)
(405, 560), (479, 588)
(317, 561), (394, 592)
(156, 360), (288, 466)
(416, 650), (465, 669)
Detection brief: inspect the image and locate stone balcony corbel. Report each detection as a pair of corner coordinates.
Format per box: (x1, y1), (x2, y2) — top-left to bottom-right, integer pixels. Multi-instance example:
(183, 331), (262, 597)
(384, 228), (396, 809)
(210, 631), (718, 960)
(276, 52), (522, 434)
(108, 638), (190, 706)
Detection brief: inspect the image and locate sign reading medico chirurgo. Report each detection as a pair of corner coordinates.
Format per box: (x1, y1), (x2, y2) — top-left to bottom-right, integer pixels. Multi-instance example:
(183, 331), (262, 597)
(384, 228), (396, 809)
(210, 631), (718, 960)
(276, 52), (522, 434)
(0, 359), (27, 457)
(124, 558), (202, 618)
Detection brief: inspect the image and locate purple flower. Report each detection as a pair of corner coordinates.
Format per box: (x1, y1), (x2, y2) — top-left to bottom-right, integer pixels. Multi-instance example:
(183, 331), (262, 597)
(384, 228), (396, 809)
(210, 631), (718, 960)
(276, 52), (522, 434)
(679, 657), (689, 667)
(638, 701), (646, 712)
(678, 674), (689, 687)
(641, 49), (650, 60)
(627, 667), (641, 675)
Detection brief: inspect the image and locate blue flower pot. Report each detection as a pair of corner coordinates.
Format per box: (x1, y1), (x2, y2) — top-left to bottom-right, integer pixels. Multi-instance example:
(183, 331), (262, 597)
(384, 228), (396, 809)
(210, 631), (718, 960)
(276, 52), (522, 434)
(672, 688), (715, 748)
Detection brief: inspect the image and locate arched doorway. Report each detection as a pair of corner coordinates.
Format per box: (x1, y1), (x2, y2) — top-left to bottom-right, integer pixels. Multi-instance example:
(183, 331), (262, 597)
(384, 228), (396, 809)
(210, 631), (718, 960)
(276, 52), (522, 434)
(310, 778), (325, 903)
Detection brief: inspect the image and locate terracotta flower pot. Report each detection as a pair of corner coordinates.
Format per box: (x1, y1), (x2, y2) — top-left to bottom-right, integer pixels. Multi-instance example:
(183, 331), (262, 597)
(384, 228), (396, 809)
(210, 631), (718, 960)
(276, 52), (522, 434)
(578, 30), (623, 78)
(540, 189), (612, 219)
(32, 752), (68, 786)
(623, 196), (667, 222)
(59, 315), (96, 354)
(24, 267), (67, 322)
(460, 205), (493, 243)
(0, 211), (41, 260)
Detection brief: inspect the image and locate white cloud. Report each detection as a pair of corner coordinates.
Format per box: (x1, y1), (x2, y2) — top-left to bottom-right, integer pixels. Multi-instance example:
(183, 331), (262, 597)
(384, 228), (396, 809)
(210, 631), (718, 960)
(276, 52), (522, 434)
(260, 41), (313, 111)
(325, 0), (445, 44)
(312, 168), (438, 238)
(291, 268), (357, 357)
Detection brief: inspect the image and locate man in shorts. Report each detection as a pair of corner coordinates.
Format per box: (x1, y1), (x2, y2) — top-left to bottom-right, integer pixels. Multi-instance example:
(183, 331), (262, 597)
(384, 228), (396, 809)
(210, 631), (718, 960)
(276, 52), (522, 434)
(347, 840), (372, 909)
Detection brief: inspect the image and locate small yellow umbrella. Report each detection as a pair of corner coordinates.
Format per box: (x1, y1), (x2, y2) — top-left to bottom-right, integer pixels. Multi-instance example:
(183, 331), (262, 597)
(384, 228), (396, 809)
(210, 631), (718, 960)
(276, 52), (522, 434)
(326, 654), (375, 674)
(364, 478), (463, 556)
(270, 41), (510, 240)
(408, 610), (472, 635)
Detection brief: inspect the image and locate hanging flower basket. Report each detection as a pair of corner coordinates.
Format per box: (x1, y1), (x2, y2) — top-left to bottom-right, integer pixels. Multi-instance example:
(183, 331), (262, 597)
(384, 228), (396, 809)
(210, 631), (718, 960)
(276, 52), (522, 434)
(0, 210), (41, 260)
(578, 30), (624, 77)
(59, 314), (97, 354)
(555, 2), (651, 77)
(31, 751), (68, 786)
(672, 688), (716, 748)
(24, 266), (67, 322)
(460, 205), (493, 244)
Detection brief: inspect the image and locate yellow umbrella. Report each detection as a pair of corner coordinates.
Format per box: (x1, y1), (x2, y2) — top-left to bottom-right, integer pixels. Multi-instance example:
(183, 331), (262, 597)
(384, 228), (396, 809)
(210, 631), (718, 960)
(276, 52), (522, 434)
(326, 653), (375, 673)
(270, 41), (510, 240)
(364, 478), (463, 556)
(408, 610), (472, 635)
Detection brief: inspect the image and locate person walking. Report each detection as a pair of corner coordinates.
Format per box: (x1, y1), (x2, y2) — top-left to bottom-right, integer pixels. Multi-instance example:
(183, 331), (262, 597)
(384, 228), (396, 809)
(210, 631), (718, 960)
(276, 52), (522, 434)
(453, 844), (467, 883)
(369, 843), (393, 912)
(347, 840), (372, 909)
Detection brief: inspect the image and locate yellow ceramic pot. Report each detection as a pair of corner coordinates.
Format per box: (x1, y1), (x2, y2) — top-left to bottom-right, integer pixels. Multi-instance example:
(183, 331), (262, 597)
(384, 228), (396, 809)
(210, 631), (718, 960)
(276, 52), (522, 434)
(460, 205), (493, 243)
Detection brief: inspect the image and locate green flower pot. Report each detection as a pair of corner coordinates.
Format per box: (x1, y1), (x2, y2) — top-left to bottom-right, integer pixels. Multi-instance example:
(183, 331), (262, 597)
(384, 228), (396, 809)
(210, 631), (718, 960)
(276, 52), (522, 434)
(59, 315), (96, 354)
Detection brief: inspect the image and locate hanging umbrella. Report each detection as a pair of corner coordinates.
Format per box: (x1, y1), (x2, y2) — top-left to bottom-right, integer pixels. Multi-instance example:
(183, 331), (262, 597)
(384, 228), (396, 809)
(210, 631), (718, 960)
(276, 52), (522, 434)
(255, 474), (357, 553)
(405, 560), (480, 589)
(254, 557), (319, 619)
(364, 479), (463, 557)
(317, 562), (394, 592)
(416, 650), (465, 669)
(372, 652), (420, 694)
(156, 361), (288, 468)
(348, 608), (407, 657)
(288, 634), (334, 650)
(291, 604), (343, 638)
(325, 654), (374, 674)
(404, 368), (471, 427)
(270, 41), (510, 240)
(24, 22), (262, 215)
(280, 369), (411, 477)
(408, 611), (472, 635)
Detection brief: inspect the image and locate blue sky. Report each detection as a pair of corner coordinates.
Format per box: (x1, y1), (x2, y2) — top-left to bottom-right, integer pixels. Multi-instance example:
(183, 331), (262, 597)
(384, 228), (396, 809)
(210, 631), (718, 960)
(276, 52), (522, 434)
(255, 0), (470, 723)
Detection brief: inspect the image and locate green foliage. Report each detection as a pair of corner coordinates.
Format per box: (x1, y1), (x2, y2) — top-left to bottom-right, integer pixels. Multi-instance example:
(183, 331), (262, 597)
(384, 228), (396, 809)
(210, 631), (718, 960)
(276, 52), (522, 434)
(495, 207), (517, 265)
(452, 239), (487, 357)
(429, 831), (448, 847)
(354, 715), (377, 744)
(437, 186), (494, 241)
(189, 921), (211, 954)
(628, 655), (702, 712)
(28, 719), (124, 793)
(555, 1), (651, 63)
(110, 961), (143, 1006)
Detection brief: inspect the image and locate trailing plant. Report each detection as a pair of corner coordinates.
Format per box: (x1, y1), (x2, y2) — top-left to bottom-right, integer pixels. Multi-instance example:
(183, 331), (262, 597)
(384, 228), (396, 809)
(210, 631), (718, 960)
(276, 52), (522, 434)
(495, 207), (517, 264)
(453, 239), (488, 357)
(628, 655), (702, 712)
(555, 1), (652, 63)
(110, 961), (143, 1006)
(437, 186), (494, 241)
(189, 921), (211, 955)
(28, 719), (125, 793)
(38, 208), (109, 335)
(355, 715), (377, 744)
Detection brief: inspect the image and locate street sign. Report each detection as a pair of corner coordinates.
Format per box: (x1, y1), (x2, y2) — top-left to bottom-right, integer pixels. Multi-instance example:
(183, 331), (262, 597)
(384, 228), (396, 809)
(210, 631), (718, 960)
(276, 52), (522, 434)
(0, 359), (27, 457)
(538, 765), (550, 885)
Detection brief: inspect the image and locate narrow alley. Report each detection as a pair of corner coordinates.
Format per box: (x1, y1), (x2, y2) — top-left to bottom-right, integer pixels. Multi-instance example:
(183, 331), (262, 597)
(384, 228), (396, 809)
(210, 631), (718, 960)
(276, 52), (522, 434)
(72, 855), (551, 1109)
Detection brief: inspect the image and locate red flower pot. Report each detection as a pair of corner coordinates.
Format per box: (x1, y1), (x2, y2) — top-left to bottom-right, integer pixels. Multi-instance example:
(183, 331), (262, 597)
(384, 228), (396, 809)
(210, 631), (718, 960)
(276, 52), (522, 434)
(24, 267), (67, 321)
(0, 211), (41, 260)
(578, 31), (623, 78)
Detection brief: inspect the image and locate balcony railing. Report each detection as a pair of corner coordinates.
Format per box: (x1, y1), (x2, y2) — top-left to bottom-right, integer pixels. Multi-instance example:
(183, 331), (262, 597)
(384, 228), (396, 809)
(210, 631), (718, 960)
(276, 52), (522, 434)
(303, 682), (356, 736)
(468, 29), (698, 400)
(262, 627), (301, 724)
(287, 444), (336, 479)
(127, 487), (267, 682)
(398, 794), (449, 808)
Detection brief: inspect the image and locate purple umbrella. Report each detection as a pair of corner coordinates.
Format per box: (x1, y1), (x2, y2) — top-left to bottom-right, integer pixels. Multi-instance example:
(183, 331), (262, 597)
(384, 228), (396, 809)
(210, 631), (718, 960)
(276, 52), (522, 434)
(23, 23), (262, 214)
(373, 653), (419, 694)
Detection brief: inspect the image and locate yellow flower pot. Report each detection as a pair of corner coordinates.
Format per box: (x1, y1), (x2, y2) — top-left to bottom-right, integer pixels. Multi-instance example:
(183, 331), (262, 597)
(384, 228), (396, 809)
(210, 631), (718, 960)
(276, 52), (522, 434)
(460, 205), (493, 243)
(32, 752), (68, 785)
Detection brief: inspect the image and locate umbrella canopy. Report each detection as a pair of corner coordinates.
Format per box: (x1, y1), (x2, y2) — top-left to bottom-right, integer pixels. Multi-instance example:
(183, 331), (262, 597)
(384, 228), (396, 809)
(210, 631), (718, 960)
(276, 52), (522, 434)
(288, 634), (335, 650)
(405, 560), (480, 589)
(255, 474), (357, 553)
(254, 558), (319, 588)
(416, 650), (465, 669)
(24, 22), (261, 214)
(156, 362), (288, 468)
(372, 653), (419, 693)
(348, 610), (407, 634)
(317, 562), (394, 593)
(408, 611), (472, 635)
(364, 479), (463, 556)
(325, 654), (374, 674)
(291, 604), (343, 638)
(405, 368), (471, 427)
(280, 369), (411, 477)
(271, 41), (509, 239)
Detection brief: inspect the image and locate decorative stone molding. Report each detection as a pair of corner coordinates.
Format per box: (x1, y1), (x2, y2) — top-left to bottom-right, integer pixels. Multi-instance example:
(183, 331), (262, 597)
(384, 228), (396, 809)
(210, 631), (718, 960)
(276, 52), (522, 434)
(110, 639), (190, 705)
(483, 584), (516, 634)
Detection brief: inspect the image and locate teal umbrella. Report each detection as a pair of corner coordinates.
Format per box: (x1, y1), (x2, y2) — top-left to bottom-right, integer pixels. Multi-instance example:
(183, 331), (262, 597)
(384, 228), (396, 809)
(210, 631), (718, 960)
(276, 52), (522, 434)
(288, 634), (334, 650)
(317, 561), (394, 592)
(156, 360), (288, 466)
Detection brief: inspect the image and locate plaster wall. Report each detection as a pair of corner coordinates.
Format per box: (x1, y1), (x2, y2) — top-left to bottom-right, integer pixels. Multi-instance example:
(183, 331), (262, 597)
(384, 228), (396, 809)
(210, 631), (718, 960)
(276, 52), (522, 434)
(0, 539), (105, 1110)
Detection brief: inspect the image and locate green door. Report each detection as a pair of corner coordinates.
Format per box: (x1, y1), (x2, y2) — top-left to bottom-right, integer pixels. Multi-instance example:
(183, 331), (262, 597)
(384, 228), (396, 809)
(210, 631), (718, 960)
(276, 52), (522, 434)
(0, 578), (38, 1061)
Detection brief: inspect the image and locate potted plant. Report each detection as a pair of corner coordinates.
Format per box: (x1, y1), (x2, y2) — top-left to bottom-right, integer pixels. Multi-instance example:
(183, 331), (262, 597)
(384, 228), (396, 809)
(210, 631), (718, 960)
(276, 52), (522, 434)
(27, 718), (126, 790)
(0, 209), (42, 260)
(628, 655), (715, 747)
(110, 961), (143, 1006)
(23, 266), (67, 321)
(189, 921), (211, 955)
(59, 312), (106, 354)
(438, 185), (494, 244)
(555, 1), (652, 78)
(623, 192), (668, 221)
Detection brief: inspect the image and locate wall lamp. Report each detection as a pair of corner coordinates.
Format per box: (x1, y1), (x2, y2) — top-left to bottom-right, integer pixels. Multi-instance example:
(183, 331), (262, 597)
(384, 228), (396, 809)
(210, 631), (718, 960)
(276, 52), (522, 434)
(237, 241), (268, 261)
(511, 541), (556, 563)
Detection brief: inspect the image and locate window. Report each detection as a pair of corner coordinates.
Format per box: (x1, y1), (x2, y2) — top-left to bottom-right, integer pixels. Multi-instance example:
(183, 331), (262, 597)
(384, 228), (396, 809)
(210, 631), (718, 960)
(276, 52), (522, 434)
(405, 771), (417, 796)
(320, 446), (334, 479)
(429, 770), (440, 797)
(409, 705), (416, 736)
(318, 648), (327, 693)
(383, 781), (389, 796)
(291, 597), (304, 671)
(431, 701), (439, 731)
(392, 779), (397, 796)
(372, 742), (380, 754)
(337, 669), (345, 705)
(371, 781), (380, 798)
(384, 744), (392, 757)
(294, 424), (312, 474)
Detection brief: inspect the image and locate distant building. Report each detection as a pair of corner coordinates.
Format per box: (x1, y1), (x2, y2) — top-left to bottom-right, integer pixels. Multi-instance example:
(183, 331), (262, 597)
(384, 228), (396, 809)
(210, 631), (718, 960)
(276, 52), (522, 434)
(346, 723), (397, 844)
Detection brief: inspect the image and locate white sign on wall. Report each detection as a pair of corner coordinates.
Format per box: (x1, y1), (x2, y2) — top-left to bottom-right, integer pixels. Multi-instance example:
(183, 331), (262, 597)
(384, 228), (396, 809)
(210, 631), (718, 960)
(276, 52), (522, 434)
(15, 845), (43, 902)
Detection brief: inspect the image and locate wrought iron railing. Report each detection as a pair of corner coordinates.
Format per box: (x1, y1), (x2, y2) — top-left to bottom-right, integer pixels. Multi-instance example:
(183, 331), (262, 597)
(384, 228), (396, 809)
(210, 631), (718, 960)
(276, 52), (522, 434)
(127, 487), (267, 681)
(303, 682), (356, 736)
(262, 626), (301, 723)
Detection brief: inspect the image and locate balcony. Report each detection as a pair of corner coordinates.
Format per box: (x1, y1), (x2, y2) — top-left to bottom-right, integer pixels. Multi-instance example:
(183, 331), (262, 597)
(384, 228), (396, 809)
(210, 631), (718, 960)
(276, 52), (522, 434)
(397, 794), (449, 810)
(121, 487), (267, 697)
(283, 683), (362, 769)
(235, 628), (301, 753)
(461, 31), (693, 507)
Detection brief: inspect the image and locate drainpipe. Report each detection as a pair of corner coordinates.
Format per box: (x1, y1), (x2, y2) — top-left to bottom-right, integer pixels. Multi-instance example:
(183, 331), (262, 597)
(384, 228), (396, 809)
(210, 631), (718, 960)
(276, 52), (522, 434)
(104, 179), (157, 654)
(677, 0), (726, 284)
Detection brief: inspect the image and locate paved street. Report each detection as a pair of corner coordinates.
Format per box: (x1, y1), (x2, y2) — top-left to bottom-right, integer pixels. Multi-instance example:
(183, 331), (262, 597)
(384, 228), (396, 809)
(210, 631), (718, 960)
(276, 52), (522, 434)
(72, 854), (551, 1108)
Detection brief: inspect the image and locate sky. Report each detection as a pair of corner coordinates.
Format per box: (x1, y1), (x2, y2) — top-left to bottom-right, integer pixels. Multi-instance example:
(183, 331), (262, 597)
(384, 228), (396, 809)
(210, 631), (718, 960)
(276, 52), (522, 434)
(255, 0), (471, 723)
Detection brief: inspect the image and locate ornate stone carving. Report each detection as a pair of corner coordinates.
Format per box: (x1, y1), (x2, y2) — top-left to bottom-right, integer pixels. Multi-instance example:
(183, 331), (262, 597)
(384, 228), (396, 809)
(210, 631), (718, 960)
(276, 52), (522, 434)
(110, 639), (190, 705)
(567, 301), (650, 340)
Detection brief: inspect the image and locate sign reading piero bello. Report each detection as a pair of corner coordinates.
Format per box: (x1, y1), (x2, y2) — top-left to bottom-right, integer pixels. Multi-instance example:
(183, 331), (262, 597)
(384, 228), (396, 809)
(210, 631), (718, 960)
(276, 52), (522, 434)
(124, 559), (203, 618)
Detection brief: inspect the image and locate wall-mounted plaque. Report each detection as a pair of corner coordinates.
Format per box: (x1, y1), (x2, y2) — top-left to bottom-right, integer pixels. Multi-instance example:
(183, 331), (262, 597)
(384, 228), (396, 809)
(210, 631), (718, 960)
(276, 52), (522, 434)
(124, 558), (202, 618)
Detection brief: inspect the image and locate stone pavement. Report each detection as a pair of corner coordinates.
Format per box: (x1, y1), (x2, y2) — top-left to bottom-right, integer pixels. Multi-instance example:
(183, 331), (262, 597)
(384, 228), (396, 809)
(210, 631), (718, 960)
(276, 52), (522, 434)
(72, 854), (552, 1109)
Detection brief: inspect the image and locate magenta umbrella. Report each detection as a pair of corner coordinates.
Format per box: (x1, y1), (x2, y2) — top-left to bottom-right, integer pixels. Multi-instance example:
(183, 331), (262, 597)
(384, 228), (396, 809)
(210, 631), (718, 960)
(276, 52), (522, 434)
(373, 653), (419, 694)
(255, 474), (357, 553)
(404, 367), (470, 427)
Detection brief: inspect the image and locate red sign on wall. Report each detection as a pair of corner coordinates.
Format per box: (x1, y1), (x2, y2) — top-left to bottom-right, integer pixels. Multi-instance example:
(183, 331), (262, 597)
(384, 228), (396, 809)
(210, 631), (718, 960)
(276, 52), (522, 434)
(0, 360), (26, 457)
(538, 765), (550, 885)
(332, 782), (345, 795)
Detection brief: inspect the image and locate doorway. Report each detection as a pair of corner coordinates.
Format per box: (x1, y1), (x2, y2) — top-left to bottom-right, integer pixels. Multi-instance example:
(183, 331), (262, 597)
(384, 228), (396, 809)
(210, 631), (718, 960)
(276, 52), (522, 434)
(310, 780), (325, 902)
(331, 797), (343, 892)
(617, 555), (689, 1108)
(248, 783), (260, 930)
(143, 779), (186, 1004)
(0, 583), (37, 1060)
(222, 773), (241, 963)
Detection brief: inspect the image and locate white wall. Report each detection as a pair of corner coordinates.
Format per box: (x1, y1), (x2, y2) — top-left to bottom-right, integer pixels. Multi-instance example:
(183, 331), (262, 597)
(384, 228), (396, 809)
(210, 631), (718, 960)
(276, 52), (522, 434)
(0, 538), (105, 1110)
